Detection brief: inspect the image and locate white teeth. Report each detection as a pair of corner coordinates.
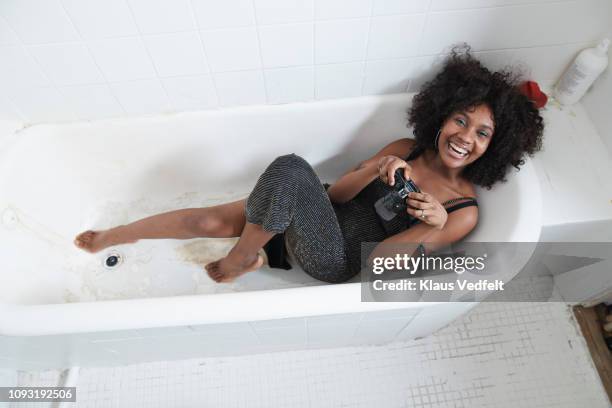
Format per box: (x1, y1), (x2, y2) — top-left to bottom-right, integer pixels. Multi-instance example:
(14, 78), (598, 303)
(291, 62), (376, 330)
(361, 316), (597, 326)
(449, 142), (468, 156)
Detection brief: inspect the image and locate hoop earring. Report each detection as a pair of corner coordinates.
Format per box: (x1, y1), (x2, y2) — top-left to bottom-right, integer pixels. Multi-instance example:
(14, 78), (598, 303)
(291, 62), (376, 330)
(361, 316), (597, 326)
(434, 129), (441, 151)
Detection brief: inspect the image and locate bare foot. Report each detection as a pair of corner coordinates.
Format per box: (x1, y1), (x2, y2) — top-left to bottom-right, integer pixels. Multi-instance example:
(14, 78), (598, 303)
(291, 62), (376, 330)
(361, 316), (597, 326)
(205, 254), (264, 283)
(73, 229), (135, 253)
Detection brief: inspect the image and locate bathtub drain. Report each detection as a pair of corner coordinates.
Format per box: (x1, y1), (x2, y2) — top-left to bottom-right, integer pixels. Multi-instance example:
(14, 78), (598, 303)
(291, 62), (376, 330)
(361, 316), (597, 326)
(103, 251), (124, 269)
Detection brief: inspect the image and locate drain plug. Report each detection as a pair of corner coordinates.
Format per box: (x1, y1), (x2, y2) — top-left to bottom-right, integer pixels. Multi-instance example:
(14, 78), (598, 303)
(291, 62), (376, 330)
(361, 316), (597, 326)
(103, 252), (123, 269)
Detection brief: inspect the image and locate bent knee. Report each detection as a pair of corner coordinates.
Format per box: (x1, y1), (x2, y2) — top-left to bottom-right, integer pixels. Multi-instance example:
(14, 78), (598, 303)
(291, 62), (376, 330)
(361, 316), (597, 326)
(185, 214), (234, 237)
(271, 153), (309, 169)
(268, 154), (316, 185)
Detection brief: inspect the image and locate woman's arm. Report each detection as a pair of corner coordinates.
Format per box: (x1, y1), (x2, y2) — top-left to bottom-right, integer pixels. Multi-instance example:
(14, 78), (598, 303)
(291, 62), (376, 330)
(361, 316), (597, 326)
(327, 138), (416, 204)
(368, 205), (479, 262)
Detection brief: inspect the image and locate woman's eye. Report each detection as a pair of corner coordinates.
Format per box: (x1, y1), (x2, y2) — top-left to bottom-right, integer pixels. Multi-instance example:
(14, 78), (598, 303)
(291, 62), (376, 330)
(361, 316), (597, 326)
(478, 131), (488, 137)
(454, 118), (466, 126)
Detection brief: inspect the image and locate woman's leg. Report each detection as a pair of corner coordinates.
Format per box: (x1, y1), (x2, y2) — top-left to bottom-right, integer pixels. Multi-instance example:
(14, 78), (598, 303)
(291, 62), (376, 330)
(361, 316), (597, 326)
(74, 199), (247, 253)
(205, 153), (351, 284)
(205, 222), (271, 282)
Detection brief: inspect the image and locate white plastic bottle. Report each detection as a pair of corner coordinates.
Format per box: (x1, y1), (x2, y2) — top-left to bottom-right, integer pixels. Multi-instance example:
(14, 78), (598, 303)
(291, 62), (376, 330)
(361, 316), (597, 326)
(553, 38), (609, 105)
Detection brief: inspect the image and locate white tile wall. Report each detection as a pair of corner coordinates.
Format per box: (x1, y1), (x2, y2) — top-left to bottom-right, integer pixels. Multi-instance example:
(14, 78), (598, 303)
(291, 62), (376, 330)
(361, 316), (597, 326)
(315, 0), (372, 20)
(62, 0), (138, 39)
(316, 62), (365, 99)
(28, 43), (104, 86)
(368, 14), (425, 59)
(61, 84), (125, 120)
(264, 66), (314, 103)
(109, 79), (170, 115)
(127, 0), (196, 34)
(0, 46), (49, 92)
(363, 58), (413, 94)
(254, 0), (314, 25)
(0, 0), (79, 44)
(88, 37), (157, 82)
(202, 27), (261, 72)
(0, 16), (20, 45)
(161, 75), (218, 110)
(373, 0), (429, 16)
(191, 0), (255, 30)
(259, 23), (313, 68)
(0, 0), (609, 124)
(315, 19), (370, 64)
(10, 87), (77, 123)
(143, 32), (209, 77)
(214, 70), (266, 106)
(0, 97), (23, 121)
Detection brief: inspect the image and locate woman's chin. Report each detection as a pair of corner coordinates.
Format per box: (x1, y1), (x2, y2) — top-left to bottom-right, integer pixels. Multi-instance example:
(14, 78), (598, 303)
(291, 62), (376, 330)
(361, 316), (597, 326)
(440, 151), (469, 169)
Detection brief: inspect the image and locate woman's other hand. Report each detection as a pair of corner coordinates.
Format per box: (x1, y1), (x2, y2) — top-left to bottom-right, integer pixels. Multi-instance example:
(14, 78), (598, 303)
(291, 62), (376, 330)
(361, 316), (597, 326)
(406, 192), (448, 230)
(377, 155), (412, 186)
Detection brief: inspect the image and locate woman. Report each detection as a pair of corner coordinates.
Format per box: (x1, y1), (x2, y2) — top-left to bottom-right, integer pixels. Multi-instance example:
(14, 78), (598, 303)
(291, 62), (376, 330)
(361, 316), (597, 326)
(74, 48), (544, 284)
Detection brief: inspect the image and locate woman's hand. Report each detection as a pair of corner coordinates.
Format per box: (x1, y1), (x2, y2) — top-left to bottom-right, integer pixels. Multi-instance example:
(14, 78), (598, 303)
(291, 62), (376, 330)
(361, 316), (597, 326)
(406, 192), (448, 230)
(377, 155), (412, 186)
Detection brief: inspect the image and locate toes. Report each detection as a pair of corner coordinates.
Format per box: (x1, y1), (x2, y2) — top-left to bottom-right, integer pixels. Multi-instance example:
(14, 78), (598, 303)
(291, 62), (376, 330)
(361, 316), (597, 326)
(74, 231), (94, 247)
(204, 261), (217, 273)
(205, 261), (222, 282)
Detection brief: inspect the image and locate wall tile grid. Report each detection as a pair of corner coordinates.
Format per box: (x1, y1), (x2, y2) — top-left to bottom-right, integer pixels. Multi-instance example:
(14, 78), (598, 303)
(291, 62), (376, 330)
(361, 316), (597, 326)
(0, 0), (609, 123)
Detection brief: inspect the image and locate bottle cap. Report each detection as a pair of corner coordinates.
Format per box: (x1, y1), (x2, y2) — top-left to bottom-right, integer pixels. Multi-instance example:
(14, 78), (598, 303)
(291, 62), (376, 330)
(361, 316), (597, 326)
(518, 81), (548, 109)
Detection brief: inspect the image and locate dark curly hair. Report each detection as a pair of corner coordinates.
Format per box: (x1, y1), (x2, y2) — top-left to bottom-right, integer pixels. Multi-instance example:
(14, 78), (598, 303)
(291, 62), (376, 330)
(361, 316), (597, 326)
(408, 44), (544, 189)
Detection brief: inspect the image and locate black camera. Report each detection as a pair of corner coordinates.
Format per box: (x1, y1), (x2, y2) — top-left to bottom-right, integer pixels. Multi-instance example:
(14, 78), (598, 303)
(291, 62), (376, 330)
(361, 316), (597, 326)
(374, 169), (420, 221)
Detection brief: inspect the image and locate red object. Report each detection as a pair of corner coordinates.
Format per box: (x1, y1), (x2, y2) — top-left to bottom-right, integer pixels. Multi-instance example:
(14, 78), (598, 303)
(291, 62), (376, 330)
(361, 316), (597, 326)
(518, 81), (548, 109)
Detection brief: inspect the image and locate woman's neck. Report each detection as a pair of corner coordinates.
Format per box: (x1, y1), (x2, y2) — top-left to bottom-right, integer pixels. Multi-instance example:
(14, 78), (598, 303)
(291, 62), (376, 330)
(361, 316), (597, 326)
(421, 149), (463, 183)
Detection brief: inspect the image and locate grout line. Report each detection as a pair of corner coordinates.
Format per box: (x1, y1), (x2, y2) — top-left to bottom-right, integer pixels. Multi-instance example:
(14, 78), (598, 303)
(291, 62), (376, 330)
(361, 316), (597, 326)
(4, 36), (595, 57)
(0, 96), (27, 123)
(251, 0), (269, 103)
(415, 0), (434, 63)
(123, 0), (173, 111)
(57, 0), (129, 117)
(2, 38), (587, 98)
(0, 15), (28, 123)
(358, 0), (376, 96)
(187, 0), (221, 107)
(407, 0), (435, 92)
(7, 34), (78, 124)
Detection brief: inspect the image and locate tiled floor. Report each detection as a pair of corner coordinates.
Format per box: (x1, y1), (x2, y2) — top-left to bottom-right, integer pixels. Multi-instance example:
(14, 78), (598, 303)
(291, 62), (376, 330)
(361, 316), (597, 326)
(16, 302), (611, 407)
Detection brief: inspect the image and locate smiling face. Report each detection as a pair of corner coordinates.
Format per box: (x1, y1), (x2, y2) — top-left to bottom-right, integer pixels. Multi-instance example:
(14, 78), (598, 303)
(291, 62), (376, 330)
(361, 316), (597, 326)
(436, 103), (495, 169)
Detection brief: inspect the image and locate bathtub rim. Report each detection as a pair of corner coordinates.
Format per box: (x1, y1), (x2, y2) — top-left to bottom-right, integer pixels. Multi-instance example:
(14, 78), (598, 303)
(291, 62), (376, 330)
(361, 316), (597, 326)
(0, 282), (458, 336)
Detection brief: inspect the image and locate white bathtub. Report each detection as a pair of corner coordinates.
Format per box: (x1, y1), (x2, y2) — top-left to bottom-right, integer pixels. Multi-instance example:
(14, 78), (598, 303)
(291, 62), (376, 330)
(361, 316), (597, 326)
(0, 94), (541, 369)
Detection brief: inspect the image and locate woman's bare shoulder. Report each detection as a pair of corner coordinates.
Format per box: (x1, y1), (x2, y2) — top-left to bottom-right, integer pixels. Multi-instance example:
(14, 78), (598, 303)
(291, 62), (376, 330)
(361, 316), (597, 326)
(378, 138), (417, 157)
(459, 180), (478, 200)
